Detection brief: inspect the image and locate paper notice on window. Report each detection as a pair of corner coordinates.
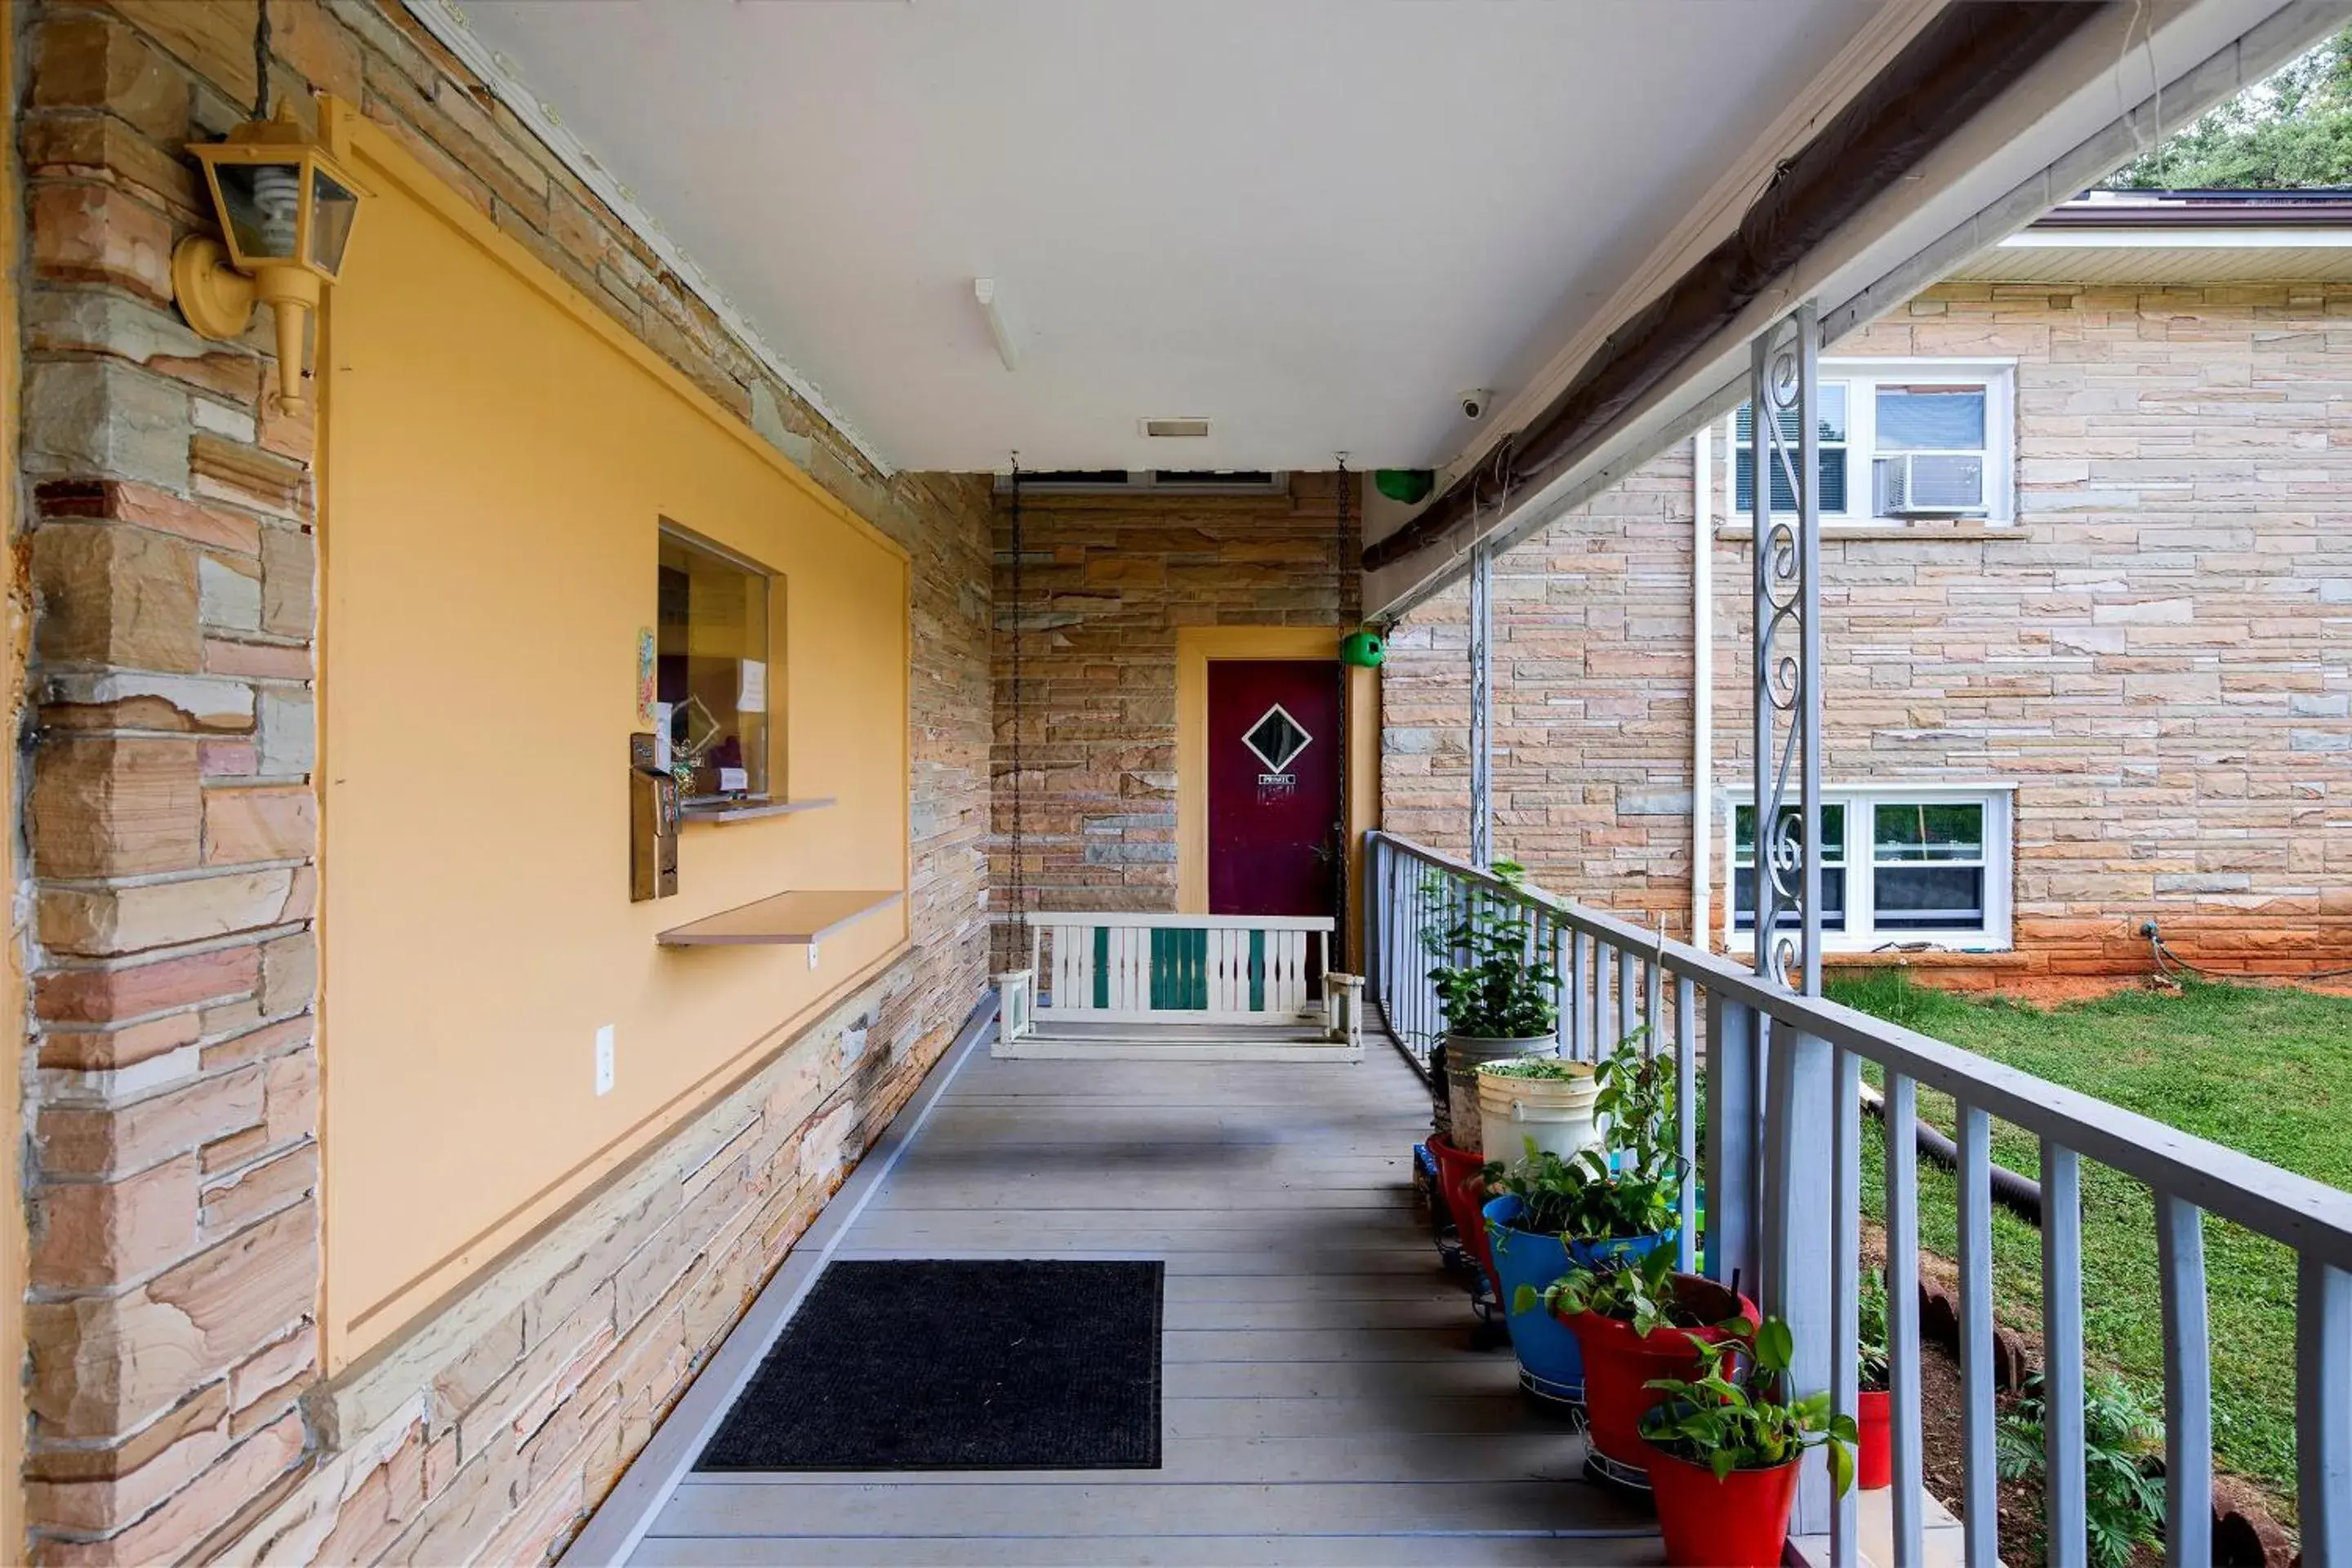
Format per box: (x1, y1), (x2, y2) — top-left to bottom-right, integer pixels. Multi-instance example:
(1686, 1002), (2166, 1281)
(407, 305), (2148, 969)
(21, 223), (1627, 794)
(719, 766), (749, 794)
(737, 659), (766, 713)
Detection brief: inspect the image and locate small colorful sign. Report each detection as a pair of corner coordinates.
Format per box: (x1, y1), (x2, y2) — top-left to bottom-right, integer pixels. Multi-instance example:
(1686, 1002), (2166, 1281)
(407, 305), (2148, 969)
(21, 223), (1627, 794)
(636, 627), (657, 723)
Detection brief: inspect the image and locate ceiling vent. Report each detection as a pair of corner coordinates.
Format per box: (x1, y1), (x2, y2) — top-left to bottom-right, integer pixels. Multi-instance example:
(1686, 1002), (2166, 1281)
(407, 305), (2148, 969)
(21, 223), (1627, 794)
(1139, 416), (1212, 439)
(996, 470), (1287, 497)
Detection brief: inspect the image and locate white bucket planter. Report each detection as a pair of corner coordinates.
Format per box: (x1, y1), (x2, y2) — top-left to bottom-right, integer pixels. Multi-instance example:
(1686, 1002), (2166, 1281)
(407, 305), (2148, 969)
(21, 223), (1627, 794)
(1475, 1058), (1602, 1167)
(1444, 1034), (1558, 1157)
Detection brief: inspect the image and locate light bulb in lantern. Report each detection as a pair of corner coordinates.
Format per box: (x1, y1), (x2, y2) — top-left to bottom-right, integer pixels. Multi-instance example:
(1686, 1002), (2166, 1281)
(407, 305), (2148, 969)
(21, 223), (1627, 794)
(252, 166), (302, 256)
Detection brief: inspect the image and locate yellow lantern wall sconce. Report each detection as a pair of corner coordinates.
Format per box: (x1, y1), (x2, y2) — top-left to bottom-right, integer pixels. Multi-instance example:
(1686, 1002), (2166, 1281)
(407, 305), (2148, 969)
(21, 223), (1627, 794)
(172, 104), (365, 415)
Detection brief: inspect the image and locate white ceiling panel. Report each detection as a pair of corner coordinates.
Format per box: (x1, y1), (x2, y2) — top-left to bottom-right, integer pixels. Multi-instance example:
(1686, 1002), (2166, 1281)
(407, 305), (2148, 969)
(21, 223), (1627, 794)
(450, 0), (1887, 471)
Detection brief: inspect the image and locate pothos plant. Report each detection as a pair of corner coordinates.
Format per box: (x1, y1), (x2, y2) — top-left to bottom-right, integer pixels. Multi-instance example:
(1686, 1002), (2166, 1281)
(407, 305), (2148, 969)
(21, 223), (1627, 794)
(1421, 862), (1559, 1040)
(1513, 1241), (1713, 1330)
(1482, 1143), (1597, 1239)
(1640, 1316), (1859, 1490)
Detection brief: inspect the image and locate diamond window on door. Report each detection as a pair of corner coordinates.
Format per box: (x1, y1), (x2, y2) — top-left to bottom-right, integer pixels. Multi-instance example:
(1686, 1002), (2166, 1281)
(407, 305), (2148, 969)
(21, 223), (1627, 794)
(1242, 704), (1312, 773)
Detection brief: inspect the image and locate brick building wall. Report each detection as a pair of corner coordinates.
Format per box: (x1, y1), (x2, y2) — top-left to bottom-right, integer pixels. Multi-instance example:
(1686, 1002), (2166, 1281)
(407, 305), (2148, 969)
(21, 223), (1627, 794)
(990, 474), (1358, 954)
(11, 2), (992, 1561)
(1383, 280), (2352, 980)
(1380, 450), (1699, 937)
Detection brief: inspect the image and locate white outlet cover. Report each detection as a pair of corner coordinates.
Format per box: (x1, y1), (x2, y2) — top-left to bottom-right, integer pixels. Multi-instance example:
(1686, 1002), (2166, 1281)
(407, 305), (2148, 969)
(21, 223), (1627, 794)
(595, 1024), (616, 1096)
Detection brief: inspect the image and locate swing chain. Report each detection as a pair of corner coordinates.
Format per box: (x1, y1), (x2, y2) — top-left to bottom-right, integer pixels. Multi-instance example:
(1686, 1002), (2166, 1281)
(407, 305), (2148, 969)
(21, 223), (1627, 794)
(1334, 457), (1351, 969)
(1006, 459), (1028, 968)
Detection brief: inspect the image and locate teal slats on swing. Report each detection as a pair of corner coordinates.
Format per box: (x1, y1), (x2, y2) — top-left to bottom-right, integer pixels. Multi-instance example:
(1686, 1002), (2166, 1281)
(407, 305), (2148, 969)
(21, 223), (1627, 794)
(1148, 929), (1209, 1010)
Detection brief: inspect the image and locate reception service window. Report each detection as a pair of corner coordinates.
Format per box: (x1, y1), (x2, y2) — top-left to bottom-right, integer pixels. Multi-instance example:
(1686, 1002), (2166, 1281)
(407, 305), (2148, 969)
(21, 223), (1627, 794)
(657, 525), (773, 801)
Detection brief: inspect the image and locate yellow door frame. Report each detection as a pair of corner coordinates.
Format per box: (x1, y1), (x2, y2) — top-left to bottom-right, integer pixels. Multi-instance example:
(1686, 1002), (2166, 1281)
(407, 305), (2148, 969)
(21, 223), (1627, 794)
(1175, 627), (1380, 942)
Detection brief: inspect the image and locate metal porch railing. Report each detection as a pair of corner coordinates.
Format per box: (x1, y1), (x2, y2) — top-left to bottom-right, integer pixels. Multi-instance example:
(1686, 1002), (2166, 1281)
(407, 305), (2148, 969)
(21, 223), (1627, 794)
(1363, 829), (2352, 1568)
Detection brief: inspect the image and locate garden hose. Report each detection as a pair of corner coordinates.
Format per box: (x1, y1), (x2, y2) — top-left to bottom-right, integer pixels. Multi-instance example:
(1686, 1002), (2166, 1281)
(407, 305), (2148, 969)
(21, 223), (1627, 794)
(2146, 920), (2352, 984)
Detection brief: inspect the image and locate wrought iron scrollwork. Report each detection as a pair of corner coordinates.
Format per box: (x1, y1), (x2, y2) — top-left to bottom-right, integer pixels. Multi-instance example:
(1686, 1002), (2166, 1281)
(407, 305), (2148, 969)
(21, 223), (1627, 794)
(1751, 308), (1822, 995)
(1468, 539), (1493, 871)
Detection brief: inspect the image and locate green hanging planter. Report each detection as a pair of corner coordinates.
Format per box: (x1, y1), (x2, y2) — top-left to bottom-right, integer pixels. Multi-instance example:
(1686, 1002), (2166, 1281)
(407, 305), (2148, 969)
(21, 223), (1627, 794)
(1340, 628), (1387, 669)
(1374, 468), (1436, 505)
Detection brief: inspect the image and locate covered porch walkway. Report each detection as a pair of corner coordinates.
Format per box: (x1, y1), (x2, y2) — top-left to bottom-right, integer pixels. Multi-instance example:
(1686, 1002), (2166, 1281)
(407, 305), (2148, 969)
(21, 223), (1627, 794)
(617, 1029), (1662, 1565)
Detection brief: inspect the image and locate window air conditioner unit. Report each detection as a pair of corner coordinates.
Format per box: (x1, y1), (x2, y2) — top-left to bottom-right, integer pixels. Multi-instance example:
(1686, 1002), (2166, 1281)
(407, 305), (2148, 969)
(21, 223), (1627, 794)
(1873, 452), (1986, 518)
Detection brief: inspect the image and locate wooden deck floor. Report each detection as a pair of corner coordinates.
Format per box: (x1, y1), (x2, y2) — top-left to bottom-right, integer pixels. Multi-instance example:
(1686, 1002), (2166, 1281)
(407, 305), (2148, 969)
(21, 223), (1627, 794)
(629, 1033), (1665, 1566)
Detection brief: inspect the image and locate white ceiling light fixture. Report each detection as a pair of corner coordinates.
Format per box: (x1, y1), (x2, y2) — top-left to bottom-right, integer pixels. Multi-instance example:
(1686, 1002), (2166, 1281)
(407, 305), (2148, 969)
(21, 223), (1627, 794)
(972, 277), (1020, 372)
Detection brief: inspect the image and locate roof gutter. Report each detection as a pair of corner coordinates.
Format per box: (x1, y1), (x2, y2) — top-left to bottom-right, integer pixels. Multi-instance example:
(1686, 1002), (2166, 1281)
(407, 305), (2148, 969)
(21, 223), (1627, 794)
(1362, 1), (2100, 577)
(2032, 197), (2352, 225)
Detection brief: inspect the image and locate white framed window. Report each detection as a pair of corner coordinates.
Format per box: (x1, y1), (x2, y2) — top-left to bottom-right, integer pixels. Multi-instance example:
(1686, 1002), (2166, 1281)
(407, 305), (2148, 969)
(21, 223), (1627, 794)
(1725, 785), (2013, 952)
(1718, 359), (2015, 528)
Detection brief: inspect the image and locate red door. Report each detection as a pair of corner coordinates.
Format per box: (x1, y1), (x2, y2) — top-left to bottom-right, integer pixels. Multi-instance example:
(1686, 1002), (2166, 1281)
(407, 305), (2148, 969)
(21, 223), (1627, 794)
(1208, 660), (1343, 917)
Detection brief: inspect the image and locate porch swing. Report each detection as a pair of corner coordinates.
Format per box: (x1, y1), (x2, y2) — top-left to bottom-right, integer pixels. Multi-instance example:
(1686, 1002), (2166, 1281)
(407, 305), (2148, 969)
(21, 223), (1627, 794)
(991, 461), (1365, 1062)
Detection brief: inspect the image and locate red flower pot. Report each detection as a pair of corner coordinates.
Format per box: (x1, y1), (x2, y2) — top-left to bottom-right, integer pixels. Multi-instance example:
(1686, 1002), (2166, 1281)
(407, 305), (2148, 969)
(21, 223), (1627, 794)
(1858, 1387), (1891, 1490)
(1645, 1446), (1802, 1568)
(1426, 1135), (1498, 1298)
(1561, 1274), (1757, 1477)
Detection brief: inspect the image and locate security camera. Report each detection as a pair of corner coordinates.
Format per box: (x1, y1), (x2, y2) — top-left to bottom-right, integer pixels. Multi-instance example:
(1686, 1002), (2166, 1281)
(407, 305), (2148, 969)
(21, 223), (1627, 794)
(1459, 389), (1494, 421)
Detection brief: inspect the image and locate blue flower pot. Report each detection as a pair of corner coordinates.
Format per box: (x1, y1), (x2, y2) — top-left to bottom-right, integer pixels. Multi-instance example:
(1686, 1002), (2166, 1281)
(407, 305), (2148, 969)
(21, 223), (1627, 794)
(1483, 1195), (1676, 1405)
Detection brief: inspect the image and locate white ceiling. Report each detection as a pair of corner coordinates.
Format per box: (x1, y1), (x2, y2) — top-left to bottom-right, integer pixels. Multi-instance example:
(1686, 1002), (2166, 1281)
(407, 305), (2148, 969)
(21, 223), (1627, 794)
(453, 0), (1889, 472)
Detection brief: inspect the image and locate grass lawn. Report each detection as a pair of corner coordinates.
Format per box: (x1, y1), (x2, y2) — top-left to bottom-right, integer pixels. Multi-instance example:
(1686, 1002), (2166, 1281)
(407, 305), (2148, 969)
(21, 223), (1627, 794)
(1824, 971), (2352, 1503)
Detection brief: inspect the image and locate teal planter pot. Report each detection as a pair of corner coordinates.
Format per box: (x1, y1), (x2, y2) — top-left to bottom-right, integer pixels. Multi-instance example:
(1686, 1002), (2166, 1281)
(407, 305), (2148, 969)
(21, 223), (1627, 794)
(1483, 1196), (1675, 1406)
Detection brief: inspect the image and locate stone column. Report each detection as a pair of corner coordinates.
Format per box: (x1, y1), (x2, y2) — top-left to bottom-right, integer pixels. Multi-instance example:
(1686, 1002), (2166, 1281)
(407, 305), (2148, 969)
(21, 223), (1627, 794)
(18, 7), (323, 1557)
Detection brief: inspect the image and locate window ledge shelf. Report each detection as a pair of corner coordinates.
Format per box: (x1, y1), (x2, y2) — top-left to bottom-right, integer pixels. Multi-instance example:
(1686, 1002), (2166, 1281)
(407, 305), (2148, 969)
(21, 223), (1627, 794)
(679, 797), (836, 826)
(657, 889), (902, 947)
(1821, 947), (2025, 968)
(1714, 524), (2020, 544)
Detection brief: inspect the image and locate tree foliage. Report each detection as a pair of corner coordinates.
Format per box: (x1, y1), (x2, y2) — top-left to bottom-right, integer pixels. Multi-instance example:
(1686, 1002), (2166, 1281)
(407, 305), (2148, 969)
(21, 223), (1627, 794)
(2104, 26), (2352, 189)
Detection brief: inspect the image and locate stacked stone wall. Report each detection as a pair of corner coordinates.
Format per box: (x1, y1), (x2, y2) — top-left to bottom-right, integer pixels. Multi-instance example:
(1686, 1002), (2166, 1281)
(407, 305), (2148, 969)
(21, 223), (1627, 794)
(988, 475), (1358, 956)
(11, 2), (994, 1560)
(1383, 282), (2352, 980)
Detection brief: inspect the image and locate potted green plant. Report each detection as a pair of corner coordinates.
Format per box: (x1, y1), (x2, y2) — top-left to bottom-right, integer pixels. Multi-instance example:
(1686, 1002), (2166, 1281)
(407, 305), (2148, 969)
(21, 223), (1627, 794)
(1480, 1144), (1595, 1403)
(1533, 1245), (1757, 1481)
(1473, 1056), (1600, 1164)
(1639, 1316), (1857, 1568)
(1423, 862), (1558, 1156)
(1857, 1267), (1891, 1490)
(1484, 1049), (1683, 1405)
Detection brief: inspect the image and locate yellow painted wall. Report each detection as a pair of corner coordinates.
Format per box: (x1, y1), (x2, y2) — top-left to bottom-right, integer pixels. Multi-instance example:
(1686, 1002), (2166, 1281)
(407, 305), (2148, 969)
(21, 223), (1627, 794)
(318, 122), (909, 1367)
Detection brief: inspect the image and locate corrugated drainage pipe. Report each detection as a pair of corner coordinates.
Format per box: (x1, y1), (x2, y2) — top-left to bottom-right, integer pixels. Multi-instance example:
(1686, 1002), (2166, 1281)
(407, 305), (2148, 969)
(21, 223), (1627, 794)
(1859, 1080), (2042, 1227)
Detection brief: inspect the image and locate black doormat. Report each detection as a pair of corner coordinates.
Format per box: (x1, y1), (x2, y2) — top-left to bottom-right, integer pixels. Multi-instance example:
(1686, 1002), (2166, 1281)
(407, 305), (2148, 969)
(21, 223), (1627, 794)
(695, 1259), (1165, 1472)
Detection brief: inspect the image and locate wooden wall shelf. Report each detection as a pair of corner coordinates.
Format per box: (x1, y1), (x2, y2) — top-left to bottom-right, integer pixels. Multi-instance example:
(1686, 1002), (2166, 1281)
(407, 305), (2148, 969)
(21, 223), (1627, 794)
(679, 797), (837, 826)
(656, 889), (902, 947)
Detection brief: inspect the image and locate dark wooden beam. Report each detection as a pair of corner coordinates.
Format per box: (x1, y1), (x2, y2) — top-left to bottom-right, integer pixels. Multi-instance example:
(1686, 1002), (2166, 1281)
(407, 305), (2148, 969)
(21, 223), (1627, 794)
(1364, 1), (2105, 575)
